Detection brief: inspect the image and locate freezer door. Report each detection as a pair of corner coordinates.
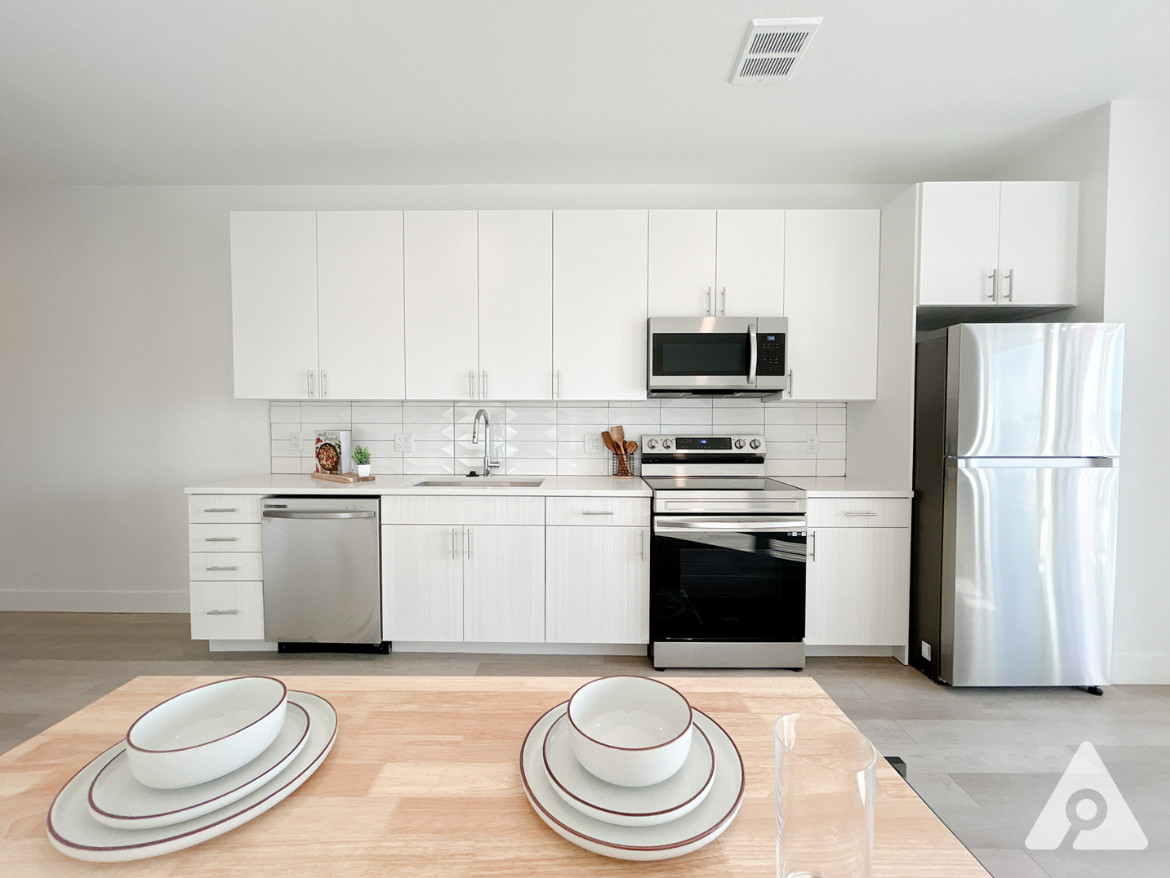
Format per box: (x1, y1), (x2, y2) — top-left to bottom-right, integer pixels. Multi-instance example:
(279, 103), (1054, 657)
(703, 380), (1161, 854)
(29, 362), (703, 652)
(950, 323), (1124, 458)
(944, 459), (1117, 686)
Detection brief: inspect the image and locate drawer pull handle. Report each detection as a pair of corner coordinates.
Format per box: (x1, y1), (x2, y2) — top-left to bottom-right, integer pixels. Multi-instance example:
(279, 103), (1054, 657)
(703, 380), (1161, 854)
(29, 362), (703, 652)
(843, 512), (879, 517)
(204, 508), (238, 514)
(205, 609), (240, 616)
(582, 511), (616, 516)
(204, 537), (240, 542)
(206, 566), (239, 571)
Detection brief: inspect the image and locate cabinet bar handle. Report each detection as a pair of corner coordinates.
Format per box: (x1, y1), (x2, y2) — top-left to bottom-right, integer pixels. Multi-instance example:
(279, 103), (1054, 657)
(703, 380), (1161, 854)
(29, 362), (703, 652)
(639, 529), (645, 560)
(469, 370), (475, 399)
(320, 369), (329, 398)
(987, 270), (999, 302)
(204, 536), (240, 542)
(1003, 268), (1014, 302)
(705, 287), (712, 316)
(307, 370), (317, 398)
(203, 508), (238, 514)
(843, 512), (879, 517)
(205, 609), (240, 616)
(451, 527), (458, 560)
(556, 370), (562, 399)
(786, 370), (794, 398)
(465, 527), (473, 561)
(206, 566), (239, 571)
(482, 370), (489, 399)
(582, 510), (615, 516)
(807, 532), (815, 562)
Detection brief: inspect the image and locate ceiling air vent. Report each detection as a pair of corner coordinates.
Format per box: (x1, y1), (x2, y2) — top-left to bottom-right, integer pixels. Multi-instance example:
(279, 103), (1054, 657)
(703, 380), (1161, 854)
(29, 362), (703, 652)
(730, 18), (822, 84)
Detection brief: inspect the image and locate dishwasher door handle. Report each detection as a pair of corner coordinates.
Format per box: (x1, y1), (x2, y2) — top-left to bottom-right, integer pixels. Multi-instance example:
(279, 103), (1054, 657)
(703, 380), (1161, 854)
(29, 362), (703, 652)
(262, 510), (376, 520)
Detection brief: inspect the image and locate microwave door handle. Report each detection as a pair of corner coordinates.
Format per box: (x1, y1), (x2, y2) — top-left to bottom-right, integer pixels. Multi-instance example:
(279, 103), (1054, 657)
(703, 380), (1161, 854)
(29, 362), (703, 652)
(747, 324), (758, 385)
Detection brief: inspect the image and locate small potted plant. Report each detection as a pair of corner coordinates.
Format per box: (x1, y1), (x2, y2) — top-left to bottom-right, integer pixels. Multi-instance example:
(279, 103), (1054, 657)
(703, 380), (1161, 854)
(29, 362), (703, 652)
(352, 445), (372, 478)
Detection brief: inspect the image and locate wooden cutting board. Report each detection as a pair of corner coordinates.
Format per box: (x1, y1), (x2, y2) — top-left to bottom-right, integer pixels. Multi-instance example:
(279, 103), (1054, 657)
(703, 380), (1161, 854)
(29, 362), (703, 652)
(310, 471), (375, 483)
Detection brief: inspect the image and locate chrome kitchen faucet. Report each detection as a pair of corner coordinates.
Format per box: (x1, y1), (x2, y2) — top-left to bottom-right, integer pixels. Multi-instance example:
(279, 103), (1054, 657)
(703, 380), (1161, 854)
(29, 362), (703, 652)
(471, 409), (501, 477)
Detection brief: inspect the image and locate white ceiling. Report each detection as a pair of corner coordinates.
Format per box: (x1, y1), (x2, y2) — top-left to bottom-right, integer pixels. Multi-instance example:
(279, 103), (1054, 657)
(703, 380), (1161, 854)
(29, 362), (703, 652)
(3, 0), (1170, 185)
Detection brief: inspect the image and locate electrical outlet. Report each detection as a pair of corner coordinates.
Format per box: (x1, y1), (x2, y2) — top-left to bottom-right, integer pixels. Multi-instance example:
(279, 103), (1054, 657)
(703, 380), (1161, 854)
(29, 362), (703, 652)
(394, 432), (414, 453)
(805, 435), (819, 455)
(584, 434), (604, 454)
(921, 641), (932, 661)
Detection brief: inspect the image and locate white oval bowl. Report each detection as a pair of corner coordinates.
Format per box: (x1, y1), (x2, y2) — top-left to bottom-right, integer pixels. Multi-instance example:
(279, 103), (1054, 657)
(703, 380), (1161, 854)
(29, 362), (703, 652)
(567, 676), (693, 787)
(126, 677), (288, 790)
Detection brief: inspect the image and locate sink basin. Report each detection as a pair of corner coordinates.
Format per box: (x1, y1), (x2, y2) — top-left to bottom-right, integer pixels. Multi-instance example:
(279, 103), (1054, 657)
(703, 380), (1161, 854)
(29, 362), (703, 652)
(412, 478), (545, 489)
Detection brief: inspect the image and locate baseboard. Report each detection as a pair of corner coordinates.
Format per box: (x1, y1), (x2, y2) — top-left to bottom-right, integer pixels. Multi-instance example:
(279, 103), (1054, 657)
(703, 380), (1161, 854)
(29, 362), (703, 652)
(805, 645), (902, 658)
(392, 642), (647, 656)
(0, 590), (188, 613)
(1110, 652), (1170, 684)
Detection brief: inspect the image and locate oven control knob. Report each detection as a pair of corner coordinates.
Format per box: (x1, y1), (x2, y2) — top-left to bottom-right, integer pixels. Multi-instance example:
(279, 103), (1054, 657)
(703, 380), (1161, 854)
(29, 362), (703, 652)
(661, 438), (673, 449)
(734, 438), (746, 449)
(646, 438), (658, 449)
(750, 438), (761, 449)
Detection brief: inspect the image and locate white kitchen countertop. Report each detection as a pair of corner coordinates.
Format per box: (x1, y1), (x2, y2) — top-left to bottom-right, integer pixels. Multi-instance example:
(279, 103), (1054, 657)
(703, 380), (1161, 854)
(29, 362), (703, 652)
(186, 474), (652, 498)
(778, 476), (912, 498)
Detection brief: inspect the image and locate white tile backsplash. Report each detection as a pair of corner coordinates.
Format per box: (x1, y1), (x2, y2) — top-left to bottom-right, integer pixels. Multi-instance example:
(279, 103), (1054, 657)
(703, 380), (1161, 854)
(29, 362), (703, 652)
(268, 399), (850, 477)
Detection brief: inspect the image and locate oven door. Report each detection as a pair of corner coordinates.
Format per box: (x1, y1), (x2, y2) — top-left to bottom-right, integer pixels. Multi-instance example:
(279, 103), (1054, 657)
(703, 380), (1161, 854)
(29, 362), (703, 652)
(650, 515), (807, 645)
(648, 317), (758, 392)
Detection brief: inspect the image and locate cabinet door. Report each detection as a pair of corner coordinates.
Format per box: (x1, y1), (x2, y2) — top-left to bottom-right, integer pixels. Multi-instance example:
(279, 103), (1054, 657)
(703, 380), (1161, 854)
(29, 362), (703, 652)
(230, 211), (319, 399)
(404, 211), (480, 400)
(478, 211), (553, 399)
(464, 525), (545, 642)
(552, 211), (648, 400)
(714, 209), (785, 315)
(382, 525), (464, 641)
(648, 210), (717, 316)
(805, 527), (910, 646)
(917, 182), (1001, 305)
(783, 210), (880, 400)
(317, 211), (406, 399)
(998, 182), (1078, 306)
(546, 526), (649, 643)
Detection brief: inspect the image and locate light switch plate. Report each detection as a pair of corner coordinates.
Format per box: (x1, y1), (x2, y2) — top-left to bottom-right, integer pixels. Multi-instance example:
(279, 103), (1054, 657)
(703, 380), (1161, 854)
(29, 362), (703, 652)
(806, 435), (819, 455)
(394, 432), (413, 453)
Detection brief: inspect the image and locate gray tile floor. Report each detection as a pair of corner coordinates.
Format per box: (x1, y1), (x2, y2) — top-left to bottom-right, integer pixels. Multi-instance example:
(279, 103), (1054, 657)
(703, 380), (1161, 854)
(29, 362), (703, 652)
(2, 612), (1167, 877)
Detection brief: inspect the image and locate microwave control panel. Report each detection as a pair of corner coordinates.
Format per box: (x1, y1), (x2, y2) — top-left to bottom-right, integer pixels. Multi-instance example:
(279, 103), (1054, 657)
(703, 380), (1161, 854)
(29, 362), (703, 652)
(757, 334), (786, 375)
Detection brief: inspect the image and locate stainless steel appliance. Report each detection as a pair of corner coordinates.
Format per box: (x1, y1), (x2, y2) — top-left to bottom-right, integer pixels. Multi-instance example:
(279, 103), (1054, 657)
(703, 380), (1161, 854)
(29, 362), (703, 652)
(911, 323), (1124, 687)
(644, 434), (807, 669)
(261, 496), (387, 653)
(647, 317), (788, 397)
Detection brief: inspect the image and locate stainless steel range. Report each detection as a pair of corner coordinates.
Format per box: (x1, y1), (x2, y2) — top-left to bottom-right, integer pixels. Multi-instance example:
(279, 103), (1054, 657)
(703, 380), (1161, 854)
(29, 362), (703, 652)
(643, 434), (808, 670)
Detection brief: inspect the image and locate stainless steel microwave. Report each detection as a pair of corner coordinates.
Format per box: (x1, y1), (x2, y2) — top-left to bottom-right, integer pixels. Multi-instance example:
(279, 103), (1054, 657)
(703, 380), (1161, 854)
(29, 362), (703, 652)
(647, 316), (788, 397)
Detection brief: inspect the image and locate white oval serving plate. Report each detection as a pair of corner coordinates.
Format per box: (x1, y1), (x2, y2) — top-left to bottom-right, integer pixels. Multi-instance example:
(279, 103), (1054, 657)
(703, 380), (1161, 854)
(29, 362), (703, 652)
(520, 702), (744, 861)
(543, 711), (715, 827)
(87, 701), (310, 830)
(47, 691), (336, 863)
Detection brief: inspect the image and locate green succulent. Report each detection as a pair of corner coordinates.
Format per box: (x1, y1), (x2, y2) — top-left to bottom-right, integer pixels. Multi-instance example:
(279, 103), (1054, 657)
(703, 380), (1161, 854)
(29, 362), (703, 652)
(352, 445), (372, 466)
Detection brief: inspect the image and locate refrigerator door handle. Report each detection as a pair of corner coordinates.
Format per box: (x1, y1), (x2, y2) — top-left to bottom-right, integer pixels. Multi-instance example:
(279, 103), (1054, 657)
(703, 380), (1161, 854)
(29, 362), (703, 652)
(953, 457), (1117, 469)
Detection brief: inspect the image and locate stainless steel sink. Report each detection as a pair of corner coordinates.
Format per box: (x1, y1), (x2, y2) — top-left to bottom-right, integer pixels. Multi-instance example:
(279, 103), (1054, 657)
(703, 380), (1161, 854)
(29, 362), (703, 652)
(411, 478), (545, 488)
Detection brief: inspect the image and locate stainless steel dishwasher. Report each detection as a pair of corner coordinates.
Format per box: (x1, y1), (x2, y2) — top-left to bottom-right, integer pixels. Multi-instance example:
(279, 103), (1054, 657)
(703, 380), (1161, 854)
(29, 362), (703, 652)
(261, 497), (387, 653)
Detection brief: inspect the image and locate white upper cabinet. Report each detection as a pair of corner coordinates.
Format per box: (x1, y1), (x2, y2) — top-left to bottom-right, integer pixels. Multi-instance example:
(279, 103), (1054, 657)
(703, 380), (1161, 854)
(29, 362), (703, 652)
(477, 211), (553, 400)
(918, 182), (1078, 307)
(783, 210), (880, 400)
(316, 211), (406, 400)
(552, 210), (649, 401)
(404, 211), (480, 400)
(714, 209), (786, 316)
(648, 210), (718, 316)
(230, 211), (319, 399)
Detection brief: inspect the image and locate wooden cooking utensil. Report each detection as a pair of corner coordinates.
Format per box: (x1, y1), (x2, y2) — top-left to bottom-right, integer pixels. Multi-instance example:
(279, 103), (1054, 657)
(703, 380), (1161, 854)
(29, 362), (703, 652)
(601, 431), (616, 453)
(625, 440), (637, 455)
(611, 425), (625, 445)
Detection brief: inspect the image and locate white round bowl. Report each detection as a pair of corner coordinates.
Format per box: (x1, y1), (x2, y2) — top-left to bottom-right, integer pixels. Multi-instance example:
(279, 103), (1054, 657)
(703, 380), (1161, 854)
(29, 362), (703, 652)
(126, 676), (288, 790)
(566, 676), (693, 787)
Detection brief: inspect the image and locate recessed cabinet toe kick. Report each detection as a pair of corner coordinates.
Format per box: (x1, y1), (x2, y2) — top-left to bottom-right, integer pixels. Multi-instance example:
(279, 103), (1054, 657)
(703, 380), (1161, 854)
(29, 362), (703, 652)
(261, 497), (388, 653)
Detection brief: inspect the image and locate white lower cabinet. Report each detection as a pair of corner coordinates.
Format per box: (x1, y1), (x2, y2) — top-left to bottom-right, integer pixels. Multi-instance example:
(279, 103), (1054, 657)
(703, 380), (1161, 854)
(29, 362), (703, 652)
(546, 525), (650, 644)
(187, 494), (265, 643)
(804, 498), (911, 649)
(464, 525), (545, 642)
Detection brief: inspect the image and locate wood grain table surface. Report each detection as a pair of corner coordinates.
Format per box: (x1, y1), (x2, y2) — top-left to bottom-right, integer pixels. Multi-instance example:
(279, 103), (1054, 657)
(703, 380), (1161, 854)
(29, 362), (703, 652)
(0, 675), (991, 876)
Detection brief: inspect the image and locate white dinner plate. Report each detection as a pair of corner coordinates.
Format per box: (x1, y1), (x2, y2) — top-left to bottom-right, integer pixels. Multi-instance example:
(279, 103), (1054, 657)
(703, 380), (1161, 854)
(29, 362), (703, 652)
(520, 702), (744, 861)
(87, 701), (311, 830)
(543, 711), (715, 827)
(47, 691), (336, 863)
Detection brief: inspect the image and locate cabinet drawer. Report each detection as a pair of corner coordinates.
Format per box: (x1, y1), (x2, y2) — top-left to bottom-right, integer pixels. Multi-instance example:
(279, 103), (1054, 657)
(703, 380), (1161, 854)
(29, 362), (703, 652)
(380, 495), (544, 526)
(806, 498), (910, 528)
(189, 524), (261, 552)
(546, 496), (650, 527)
(190, 581), (265, 640)
(189, 552), (262, 581)
(188, 495), (262, 524)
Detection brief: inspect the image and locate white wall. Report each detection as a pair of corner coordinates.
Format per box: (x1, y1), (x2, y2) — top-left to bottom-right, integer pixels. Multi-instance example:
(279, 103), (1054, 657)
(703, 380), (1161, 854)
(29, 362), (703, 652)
(0, 182), (902, 612)
(1099, 100), (1170, 684)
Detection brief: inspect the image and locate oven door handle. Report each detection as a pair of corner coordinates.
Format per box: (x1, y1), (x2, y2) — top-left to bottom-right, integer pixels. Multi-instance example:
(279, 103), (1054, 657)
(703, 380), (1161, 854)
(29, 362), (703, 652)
(654, 518), (806, 534)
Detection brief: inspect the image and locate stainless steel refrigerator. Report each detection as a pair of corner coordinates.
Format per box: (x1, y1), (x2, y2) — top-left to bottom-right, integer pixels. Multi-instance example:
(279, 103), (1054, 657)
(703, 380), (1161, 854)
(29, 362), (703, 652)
(910, 323), (1124, 687)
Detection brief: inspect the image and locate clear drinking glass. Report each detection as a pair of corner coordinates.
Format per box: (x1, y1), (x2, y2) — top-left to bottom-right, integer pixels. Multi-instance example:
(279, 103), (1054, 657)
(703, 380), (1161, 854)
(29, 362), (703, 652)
(774, 712), (877, 878)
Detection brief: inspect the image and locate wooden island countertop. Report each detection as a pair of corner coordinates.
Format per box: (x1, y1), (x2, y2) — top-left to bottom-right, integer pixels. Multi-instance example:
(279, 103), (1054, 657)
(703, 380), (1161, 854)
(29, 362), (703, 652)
(0, 675), (990, 877)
